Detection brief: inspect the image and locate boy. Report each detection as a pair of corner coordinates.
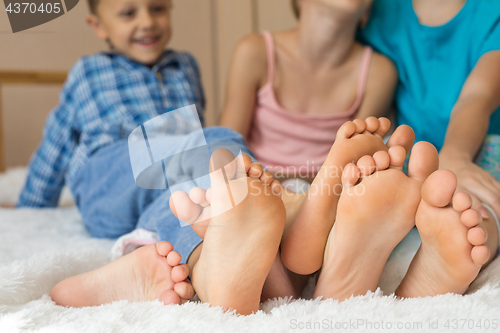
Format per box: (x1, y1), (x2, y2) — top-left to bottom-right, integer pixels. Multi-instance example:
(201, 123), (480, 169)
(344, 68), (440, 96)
(19, 0), (255, 304)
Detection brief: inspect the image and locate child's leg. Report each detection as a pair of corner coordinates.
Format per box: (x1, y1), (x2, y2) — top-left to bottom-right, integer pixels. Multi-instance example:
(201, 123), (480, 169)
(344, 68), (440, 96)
(70, 141), (164, 239)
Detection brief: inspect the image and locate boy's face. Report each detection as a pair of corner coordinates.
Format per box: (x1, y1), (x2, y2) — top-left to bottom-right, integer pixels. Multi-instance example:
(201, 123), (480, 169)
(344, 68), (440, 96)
(87, 0), (172, 65)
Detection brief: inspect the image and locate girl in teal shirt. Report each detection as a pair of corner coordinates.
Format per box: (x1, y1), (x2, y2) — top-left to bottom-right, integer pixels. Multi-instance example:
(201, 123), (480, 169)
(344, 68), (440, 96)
(360, 0), (500, 297)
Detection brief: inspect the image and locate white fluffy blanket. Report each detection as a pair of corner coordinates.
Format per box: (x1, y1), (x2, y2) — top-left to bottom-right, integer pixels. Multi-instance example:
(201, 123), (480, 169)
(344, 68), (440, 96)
(1, 168), (500, 333)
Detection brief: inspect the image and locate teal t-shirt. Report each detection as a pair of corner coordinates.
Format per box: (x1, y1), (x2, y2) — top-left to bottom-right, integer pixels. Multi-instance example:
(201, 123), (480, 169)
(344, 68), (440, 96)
(359, 0), (500, 150)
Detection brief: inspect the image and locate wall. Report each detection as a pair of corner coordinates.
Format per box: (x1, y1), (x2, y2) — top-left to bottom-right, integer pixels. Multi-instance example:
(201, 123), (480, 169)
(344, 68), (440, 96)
(0, 0), (295, 168)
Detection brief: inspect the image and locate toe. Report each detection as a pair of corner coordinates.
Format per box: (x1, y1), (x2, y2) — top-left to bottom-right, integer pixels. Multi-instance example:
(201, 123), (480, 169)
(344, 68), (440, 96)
(271, 180), (282, 196)
(388, 146), (406, 170)
(386, 125), (415, 153)
(209, 152), (235, 213)
(234, 154), (253, 180)
(159, 289), (181, 305)
(468, 226), (487, 246)
(337, 121), (357, 139)
(189, 187), (209, 207)
(421, 170), (457, 208)
(156, 241), (174, 257)
(248, 162), (264, 178)
(205, 188), (211, 204)
(375, 117), (391, 138)
(260, 170), (274, 185)
(209, 148), (237, 180)
(407, 142), (439, 182)
(170, 191), (202, 224)
(353, 119), (366, 133)
(452, 192), (472, 212)
(166, 250), (182, 266)
(240, 154), (253, 173)
(342, 163), (361, 187)
(175, 281), (195, 300)
(461, 208), (481, 228)
(373, 151), (390, 170)
(471, 245), (490, 266)
(171, 264), (190, 282)
(357, 155), (376, 177)
(364, 117), (379, 133)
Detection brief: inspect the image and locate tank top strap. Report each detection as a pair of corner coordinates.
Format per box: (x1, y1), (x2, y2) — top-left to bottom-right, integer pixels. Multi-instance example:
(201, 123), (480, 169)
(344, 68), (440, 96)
(356, 46), (373, 101)
(261, 31), (276, 85)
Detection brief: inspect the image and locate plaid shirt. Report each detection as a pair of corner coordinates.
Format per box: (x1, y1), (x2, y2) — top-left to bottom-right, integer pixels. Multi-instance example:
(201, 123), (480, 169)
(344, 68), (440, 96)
(18, 50), (205, 208)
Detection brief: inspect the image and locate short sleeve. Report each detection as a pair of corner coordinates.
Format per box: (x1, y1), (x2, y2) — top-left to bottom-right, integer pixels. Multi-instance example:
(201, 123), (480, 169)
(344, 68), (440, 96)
(477, 1), (500, 56)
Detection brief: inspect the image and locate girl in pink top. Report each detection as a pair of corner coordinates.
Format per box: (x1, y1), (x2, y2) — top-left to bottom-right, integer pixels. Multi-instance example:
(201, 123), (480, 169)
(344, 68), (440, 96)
(220, 0), (398, 181)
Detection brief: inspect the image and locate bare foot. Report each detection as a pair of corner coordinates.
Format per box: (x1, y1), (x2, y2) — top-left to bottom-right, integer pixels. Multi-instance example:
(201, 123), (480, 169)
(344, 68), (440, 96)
(396, 170), (491, 297)
(281, 117), (415, 274)
(314, 141), (438, 301)
(171, 149), (286, 314)
(171, 153), (308, 302)
(49, 241), (194, 307)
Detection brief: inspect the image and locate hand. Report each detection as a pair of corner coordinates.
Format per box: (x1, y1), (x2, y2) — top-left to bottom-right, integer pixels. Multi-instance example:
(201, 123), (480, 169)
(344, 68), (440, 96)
(440, 154), (500, 219)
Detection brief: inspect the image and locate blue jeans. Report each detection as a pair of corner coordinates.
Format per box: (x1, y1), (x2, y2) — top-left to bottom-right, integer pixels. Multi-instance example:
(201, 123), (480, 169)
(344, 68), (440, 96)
(70, 126), (255, 263)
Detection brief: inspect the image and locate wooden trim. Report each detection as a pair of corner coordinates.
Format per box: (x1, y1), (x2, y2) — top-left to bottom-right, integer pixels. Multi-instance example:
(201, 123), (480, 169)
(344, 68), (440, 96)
(0, 86), (3, 172)
(0, 71), (67, 85)
(0, 71), (67, 172)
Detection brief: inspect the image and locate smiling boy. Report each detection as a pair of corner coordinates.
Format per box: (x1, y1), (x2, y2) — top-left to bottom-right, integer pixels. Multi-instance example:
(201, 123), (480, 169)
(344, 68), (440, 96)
(85, 0), (172, 65)
(17, 0), (214, 304)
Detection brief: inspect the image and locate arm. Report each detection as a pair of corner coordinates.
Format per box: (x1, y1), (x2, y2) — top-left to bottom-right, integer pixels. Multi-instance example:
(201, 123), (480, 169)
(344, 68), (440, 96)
(219, 34), (268, 139)
(439, 51), (500, 213)
(17, 79), (78, 208)
(355, 52), (398, 120)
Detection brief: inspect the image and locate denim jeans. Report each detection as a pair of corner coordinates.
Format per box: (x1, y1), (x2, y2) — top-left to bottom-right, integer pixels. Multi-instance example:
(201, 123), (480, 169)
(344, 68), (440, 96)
(70, 126), (256, 263)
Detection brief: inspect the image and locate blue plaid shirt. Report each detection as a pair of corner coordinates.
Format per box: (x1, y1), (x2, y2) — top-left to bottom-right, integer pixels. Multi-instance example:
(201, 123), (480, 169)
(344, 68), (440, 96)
(18, 50), (205, 208)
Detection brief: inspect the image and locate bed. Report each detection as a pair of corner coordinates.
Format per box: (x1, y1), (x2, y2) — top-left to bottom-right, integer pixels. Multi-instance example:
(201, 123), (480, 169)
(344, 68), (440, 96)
(1, 71), (500, 332)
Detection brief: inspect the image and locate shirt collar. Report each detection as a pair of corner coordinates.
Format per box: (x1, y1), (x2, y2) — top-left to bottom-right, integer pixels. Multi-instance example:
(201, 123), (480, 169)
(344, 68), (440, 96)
(107, 49), (180, 72)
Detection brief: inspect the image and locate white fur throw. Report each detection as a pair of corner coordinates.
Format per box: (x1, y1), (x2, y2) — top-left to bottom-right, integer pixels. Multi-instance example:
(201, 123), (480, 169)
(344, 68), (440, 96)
(1, 168), (499, 332)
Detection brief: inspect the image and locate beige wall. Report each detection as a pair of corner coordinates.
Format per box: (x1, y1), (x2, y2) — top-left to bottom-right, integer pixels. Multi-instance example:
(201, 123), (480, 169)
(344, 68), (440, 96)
(0, 0), (296, 168)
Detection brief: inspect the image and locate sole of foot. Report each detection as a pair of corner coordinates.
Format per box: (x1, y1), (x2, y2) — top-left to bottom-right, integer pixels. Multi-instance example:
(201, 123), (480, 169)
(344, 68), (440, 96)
(49, 241), (193, 307)
(171, 152), (308, 302)
(396, 170), (490, 298)
(171, 148), (286, 314)
(280, 117), (415, 275)
(313, 141), (438, 301)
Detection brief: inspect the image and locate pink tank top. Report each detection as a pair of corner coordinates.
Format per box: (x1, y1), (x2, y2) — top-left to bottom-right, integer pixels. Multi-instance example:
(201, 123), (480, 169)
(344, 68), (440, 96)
(247, 31), (373, 177)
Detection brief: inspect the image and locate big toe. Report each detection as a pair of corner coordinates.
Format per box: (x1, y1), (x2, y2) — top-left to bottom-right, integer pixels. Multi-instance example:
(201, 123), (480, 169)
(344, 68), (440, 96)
(407, 141), (439, 182)
(421, 170), (457, 208)
(209, 148), (238, 180)
(209, 149), (240, 215)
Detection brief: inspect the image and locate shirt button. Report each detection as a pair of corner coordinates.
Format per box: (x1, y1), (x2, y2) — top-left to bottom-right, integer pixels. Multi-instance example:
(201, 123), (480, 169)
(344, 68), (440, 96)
(156, 72), (162, 80)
